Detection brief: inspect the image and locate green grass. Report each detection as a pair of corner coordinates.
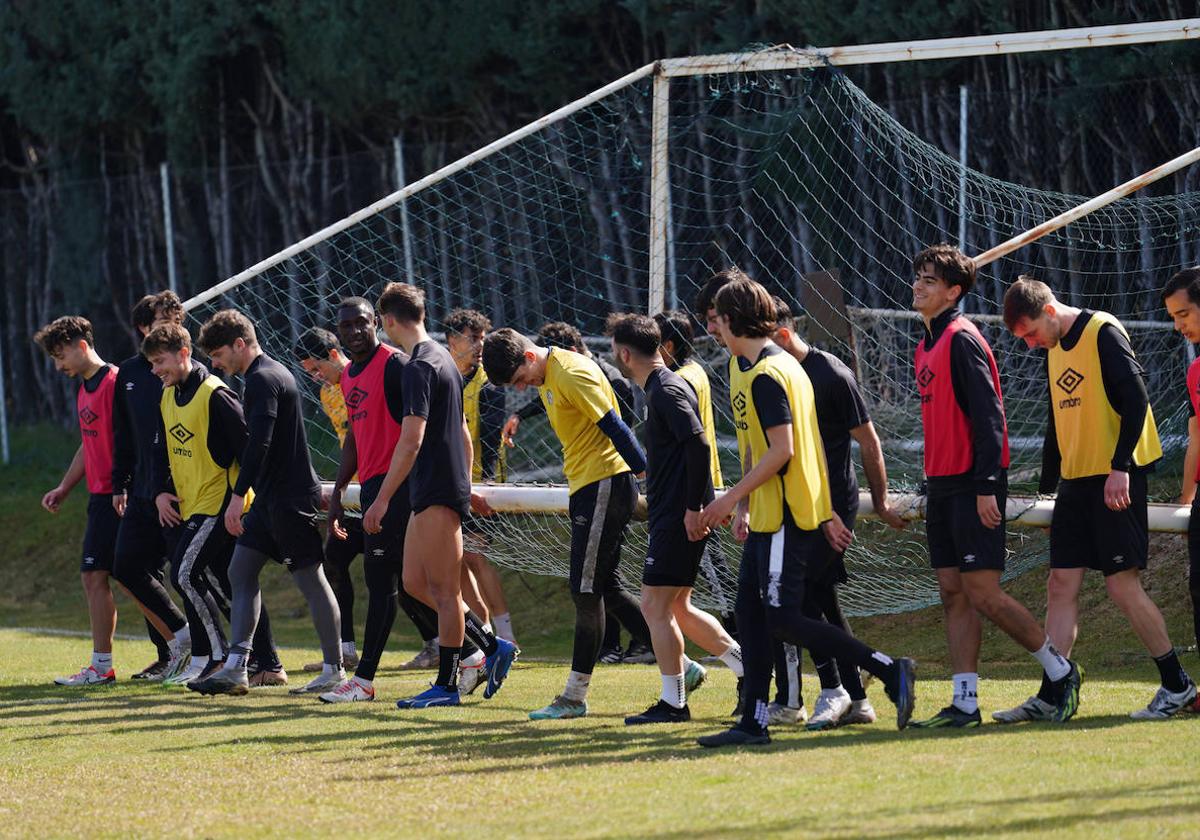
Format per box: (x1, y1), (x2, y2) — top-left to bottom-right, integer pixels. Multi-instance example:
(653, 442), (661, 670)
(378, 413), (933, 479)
(1, 630), (1199, 839)
(6, 423), (1200, 837)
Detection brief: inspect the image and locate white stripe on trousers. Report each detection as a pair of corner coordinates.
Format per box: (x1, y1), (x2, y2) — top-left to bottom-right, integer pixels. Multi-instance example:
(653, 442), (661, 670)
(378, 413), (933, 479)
(579, 477), (612, 594)
(178, 516), (225, 658)
(767, 527), (785, 608)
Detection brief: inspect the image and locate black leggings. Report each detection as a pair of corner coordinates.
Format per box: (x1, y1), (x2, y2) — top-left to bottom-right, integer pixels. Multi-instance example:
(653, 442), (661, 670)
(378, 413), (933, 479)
(323, 523), (361, 645)
(112, 497), (187, 655)
(771, 579), (866, 705)
(1188, 497), (1200, 655)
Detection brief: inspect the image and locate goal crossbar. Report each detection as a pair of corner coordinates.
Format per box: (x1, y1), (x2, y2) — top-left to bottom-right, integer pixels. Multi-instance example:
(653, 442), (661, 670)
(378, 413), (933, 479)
(183, 18), (1199, 312)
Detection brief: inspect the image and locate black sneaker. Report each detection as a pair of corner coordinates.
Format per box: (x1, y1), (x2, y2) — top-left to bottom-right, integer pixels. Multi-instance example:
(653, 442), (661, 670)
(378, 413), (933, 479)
(597, 645), (624, 665)
(1051, 660), (1083, 723)
(131, 660), (168, 681)
(884, 657), (917, 730)
(730, 676), (744, 718)
(622, 642), (657, 665)
(185, 659), (225, 692)
(910, 704), (981, 728)
(697, 725), (770, 748)
(625, 700), (690, 725)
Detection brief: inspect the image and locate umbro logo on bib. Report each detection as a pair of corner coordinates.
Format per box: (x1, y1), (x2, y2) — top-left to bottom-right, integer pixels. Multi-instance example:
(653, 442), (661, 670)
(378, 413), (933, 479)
(345, 385), (369, 410)
(1056, 367), (1085, 395)
(917, 365), (935, 389)
(79, 407), (99, 425)
(169, 423), (195, 445)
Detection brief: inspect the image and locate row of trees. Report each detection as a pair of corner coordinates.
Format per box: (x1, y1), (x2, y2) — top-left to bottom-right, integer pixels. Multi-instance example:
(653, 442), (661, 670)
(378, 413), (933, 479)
(3, 0), (1198, 424)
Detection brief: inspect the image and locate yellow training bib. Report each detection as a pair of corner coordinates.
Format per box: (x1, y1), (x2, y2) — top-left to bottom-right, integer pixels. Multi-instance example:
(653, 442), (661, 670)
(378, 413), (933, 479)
(162, 373), (244, 519)
(675, 359), (723, 489)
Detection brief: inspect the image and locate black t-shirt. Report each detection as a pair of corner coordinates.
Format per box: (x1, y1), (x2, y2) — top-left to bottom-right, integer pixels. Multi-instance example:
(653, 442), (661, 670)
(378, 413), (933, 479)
(801, 348), (870, 516)
(739, 345), (792, 432)
(113, 354), (167, 499)
(644, 367), (714, 530)
(232, 354), (320, 500)
(403, 340), (471, 514)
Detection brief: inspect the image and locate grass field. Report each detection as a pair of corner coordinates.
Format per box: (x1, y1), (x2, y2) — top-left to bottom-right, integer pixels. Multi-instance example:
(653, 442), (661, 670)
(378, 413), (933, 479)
(2, 630), (1200, 839)
(5, 424), (1200, 837)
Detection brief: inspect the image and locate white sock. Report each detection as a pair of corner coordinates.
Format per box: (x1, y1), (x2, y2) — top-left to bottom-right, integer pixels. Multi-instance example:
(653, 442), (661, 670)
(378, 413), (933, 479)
(353, 675), (373, 689)
(462, 649), (485, 667)
(563, 670), (591, 702)
(718, 643), (744, 678)
(1033, 638), (1071, 681)
(91, 651), (112, 671)
(190, 655), (210, 672)
(493, 613), (515, 642)
(342, 641), (358, 658)
(952, 672), (979, 714)
(681, 654), (697, 670)
(482, 623), (494, 636)
(173, 626), (191, 650)
(322, 662), (341, 676)
(226, 651), (248, 672)
(661, 673), (687, 709)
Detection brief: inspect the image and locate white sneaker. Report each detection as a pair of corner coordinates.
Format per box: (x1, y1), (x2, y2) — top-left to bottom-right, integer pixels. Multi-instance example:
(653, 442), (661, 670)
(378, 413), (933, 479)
(1131, 682), (1198, 720)
(766, 702), (807, 725)
(163, 660), (206, 686)
(459, 661), (486, 696)
(992, 696), (1055, 723)
(54, 664), (115, 686)
(841, 698), (877, 725)
(161, 646), (191, 682)
(289, 669), (346, 695)
(318, 677), (375, 704)
(806, 687), (852, 731)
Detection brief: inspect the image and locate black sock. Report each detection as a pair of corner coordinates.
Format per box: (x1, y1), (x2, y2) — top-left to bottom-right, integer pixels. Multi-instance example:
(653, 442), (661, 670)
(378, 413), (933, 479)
(1036, 670), (1056, 704)
(464, 610), (499, 656)
(815, 658), (841, 691)
(1154, 650), (1190, 693)
(436, 646), (461, 689)
(461, 639), (480, 659)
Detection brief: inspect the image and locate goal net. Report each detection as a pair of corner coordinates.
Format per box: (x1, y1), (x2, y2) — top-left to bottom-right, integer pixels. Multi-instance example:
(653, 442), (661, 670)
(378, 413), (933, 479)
(184, 35), (1199, 617)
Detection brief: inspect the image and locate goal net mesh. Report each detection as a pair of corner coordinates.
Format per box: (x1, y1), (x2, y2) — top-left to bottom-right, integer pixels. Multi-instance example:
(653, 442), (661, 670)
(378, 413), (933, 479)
(185, 61), (1196, 616)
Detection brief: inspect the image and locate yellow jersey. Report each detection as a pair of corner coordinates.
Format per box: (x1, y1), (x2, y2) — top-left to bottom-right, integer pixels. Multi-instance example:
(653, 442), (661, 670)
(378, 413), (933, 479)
(463, 364), (507, 482)
(541, 348), (630, 493)
(1048, 311), (1161, 480)
(674, 359), (723, 489)
(320, 381), (349, 446)
(728, 346), (831, 532)
(161, 373), (246, 520)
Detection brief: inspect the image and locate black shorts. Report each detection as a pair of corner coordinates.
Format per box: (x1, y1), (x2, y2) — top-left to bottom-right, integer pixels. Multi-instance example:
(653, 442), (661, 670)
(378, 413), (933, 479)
(1188, 496), (1200, 595)
(568, 472), (637, 595)
(360, 476), (410, 569)
(926, 487), (1007, 573)
(114, 495), (168, 575)
(1051, 472), (1148, 576)
(742, 519), (826, 610)
(807, 506), (857, 585)
(643, 525), (709, 588)
(238, 490), (324, 571)
(81, 493), (119, 573)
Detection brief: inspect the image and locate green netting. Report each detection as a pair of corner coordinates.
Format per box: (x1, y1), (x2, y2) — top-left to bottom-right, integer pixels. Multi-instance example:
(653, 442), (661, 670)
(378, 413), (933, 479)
(185, 61), (1198, 617)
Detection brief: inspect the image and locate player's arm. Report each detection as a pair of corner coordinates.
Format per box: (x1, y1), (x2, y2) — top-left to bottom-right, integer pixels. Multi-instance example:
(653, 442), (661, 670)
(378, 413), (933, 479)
(42, 444), (85, 513)
(1097, 324), (1150, 511)
(950, 329), (1005, 529)
(111, 368), (133, 514)
(564, 365), (646, 473)
(328, 424), (359, 540)
(1183, 414), (1200, 506)
(202, 385), (249, 535)
(228, 374), (277, 533)
(462, 417), (493, 515)
(503, 394), (546, 447)
(850, 420), (905, 529)
(659, 384), (714, 541)
(700, 423), (790, 532)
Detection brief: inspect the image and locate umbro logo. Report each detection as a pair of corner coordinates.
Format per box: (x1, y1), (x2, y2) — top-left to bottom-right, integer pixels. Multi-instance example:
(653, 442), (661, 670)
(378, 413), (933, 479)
(963, 554), (976, 564)
(79, 407), (99, 425)
(917, 365), (935, 389)
(645, 556), (655, 566)
(169, 423), (195, 445)
(544, 390), (554, 406)
(1056, 367), (1085, 395)
(125, 382), (135, 391)
(345, 385), (369, 409)
(732, 391), (747, 414)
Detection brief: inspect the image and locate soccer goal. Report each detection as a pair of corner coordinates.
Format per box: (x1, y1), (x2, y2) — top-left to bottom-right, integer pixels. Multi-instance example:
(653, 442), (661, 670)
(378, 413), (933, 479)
(184, 19), (1200, 617)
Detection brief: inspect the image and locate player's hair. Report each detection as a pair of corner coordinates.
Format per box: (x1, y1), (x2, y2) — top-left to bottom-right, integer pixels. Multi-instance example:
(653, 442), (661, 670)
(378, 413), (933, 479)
(772, 295), (796, 329)
(1160, 267), (1200, 306)
(445, 308), (492, 335)
(338, 295), (373, 314)
(653, 309), (695, 362)
(131, 295), (159, 331)
(294, 327), (340, 361)
(912, 243), (976, 299)
(377, 282), (425, 323)
(197, 309), (258, 352)
(482, 328), (533, 385)
(1003, 275), (1054, 330)
(141, 322), (192, 356)
(695, 267), (751, 316)
(152, 290), (185, 324)
(714, 277), (777, 338)
(537, 321), (583, 352)
(605, 312), (660, 357)
(34, 316), (94, 355)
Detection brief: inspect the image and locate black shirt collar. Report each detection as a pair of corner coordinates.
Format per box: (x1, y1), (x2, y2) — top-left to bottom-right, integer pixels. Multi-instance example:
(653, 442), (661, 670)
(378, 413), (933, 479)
(736, 343), (782, 372)
(923, 307), (961, 347)
(82, 364), (113, 393)
(1058, 309), (1094, 352)
(175, 363), (210, 404)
